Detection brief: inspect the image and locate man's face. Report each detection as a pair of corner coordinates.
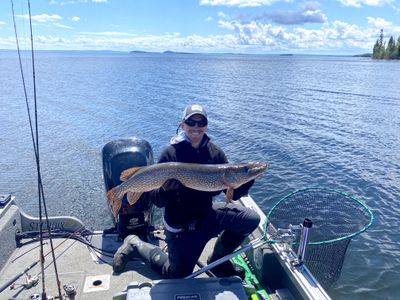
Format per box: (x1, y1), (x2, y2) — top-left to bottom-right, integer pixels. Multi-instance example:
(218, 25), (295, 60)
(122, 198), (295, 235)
(181, 114), (208, 146)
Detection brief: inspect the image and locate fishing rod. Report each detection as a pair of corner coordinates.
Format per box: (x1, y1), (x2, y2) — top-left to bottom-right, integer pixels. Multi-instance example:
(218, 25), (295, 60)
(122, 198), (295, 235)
(10, 1), (63, 299)
(186, 219), (294, 279)
(186, 236), (271, 279)
(0, 225), (85, 294)
(0, 261), (39, 294)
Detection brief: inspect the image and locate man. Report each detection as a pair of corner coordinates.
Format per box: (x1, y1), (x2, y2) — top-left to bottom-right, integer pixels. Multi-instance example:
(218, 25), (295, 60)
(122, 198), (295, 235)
(113, 104), (260, 279)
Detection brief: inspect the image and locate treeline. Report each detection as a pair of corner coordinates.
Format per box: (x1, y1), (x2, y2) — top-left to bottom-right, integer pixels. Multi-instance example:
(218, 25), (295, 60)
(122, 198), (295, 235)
(372, 29), (400, 59)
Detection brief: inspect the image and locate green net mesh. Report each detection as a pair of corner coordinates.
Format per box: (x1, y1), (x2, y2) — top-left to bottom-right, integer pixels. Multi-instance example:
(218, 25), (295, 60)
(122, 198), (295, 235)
(265, 188), (374, 289)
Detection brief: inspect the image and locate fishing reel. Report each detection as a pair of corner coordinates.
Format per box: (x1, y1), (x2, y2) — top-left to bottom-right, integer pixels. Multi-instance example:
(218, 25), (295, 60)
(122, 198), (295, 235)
(25, 284), (76, 300)
(10, 274), (39, 291)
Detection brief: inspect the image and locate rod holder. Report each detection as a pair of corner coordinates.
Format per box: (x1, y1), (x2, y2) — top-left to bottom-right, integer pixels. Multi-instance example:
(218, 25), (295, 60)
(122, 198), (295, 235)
(297, 218), (312, 264)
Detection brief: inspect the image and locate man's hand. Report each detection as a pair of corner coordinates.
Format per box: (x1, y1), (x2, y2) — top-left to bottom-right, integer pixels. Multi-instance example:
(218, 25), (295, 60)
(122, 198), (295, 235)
(162, 179), (183, 191)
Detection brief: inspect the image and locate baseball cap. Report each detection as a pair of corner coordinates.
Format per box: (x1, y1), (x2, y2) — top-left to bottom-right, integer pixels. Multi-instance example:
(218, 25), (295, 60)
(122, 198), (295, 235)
(182, 104), (207, 120)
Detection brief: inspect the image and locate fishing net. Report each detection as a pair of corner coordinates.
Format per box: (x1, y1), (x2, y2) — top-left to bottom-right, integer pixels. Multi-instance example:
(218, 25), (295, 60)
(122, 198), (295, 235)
(265, 188), (374, 289)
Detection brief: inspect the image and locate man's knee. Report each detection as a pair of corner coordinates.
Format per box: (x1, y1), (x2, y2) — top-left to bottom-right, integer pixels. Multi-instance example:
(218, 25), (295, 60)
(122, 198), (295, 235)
(235, 206), (261, 235)
(245, 208), (261, 233)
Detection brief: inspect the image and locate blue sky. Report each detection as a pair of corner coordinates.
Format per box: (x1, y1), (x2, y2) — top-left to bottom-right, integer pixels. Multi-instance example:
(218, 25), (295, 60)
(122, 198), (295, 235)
(0, 0), (399, 54)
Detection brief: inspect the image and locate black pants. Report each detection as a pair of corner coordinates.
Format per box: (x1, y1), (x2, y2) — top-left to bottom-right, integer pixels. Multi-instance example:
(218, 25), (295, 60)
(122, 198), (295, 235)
(163, 202), (260, 278)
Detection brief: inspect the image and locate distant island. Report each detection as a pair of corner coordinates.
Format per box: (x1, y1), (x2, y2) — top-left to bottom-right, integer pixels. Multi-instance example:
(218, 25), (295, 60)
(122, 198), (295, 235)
(128, 49), (393, 59)
(353, 53), (372, 57)
(130, 50), (191, 55)
(372, 29), (400, 59)
(130, 50), (152, 54)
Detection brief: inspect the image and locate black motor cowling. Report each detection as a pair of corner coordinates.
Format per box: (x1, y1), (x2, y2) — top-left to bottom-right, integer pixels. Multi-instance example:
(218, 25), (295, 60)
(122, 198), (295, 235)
(102, 137), (154, 239)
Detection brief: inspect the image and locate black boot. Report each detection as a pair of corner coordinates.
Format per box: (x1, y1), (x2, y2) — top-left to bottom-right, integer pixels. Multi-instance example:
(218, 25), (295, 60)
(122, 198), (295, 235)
(207, 236), (245, 279)
(113, 234), (167, 274)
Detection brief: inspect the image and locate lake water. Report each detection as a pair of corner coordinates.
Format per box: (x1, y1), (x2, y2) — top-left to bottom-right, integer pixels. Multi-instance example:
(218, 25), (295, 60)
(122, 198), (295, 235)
(0, 50), (399, 299)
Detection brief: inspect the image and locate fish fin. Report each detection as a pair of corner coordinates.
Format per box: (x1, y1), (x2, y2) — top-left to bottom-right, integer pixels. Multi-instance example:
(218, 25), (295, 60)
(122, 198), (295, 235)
(225, 188), (234, 205)
(107, 187), (122, 220)
(120, 167), (141, 181)
(127, 192), (143, 206)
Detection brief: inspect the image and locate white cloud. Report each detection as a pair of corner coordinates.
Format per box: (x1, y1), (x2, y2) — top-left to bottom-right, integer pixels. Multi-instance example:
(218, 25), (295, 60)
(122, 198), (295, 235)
(3, 20), (387, 53)
(17, 14), (62, 23)
(200, 0), (289, 7)
(5, 10), (399, 54)
(50, 0), (108, 4)
(54, 23), (73, 29)
(218, 12), (228, 19)
(367, 17), (392, 29)
(259, 3), (328, 25)
(79, 31), (137, 37)
(36, 35), (69, 45)
(366, 17), (400, 37)
(219, 19), (295, 48)
(72, 16), (80, 22)
(215, 16), (395, 52)
(16, 13), (76, 30)
(330, 21), (364, 40)
(0, 36), (17, 48)
(337, 0), (393, 7)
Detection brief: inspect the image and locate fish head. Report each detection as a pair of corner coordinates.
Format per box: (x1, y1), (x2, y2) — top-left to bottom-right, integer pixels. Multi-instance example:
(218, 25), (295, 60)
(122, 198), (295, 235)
(245, 161), (268, 179)
(225, 162), (268, 188)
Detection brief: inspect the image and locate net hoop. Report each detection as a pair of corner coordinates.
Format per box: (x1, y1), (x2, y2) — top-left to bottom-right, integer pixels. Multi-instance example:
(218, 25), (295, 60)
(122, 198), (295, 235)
(265, 187), (374, 245)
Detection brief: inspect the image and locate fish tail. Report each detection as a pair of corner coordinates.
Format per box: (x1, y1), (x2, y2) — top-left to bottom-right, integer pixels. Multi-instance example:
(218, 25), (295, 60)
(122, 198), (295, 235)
(107, 186), (124, 220)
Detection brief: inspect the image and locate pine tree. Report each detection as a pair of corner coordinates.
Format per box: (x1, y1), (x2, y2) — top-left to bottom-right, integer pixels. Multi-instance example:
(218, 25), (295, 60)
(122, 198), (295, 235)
(386, 36), (397, 59)
(372, 29), (386, 59)
(371, 30), (400, 59)
(378, 30), (385, 59)
(372, 39), (381, 59)
(397, 36), (400, 58)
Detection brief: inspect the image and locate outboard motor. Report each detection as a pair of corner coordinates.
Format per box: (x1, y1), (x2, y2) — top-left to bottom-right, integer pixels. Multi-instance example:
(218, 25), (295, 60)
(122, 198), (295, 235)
(102, 137), (154, 239)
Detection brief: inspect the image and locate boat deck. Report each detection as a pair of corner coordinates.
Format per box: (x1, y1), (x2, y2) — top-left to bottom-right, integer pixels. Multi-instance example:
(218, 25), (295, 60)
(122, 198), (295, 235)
(0, 231), (223, 299)
(2, 229), (273, 299)
(0, 196), (331, 300)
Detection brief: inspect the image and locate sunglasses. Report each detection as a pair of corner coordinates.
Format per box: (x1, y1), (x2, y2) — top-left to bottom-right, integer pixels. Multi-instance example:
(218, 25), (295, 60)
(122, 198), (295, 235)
(184, 118), (208, 127)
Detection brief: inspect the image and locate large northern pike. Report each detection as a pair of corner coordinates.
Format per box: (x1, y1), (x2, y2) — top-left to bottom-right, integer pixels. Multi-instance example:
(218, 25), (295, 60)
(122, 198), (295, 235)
(107, 161), (267, 218)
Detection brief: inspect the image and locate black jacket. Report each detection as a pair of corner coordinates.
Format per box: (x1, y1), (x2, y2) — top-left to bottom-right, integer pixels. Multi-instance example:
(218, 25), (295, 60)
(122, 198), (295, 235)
(149, 134), (253, 227)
